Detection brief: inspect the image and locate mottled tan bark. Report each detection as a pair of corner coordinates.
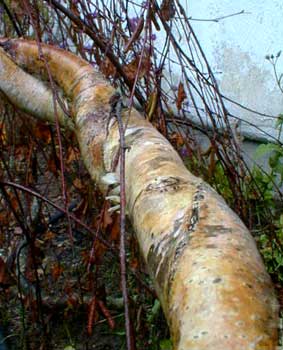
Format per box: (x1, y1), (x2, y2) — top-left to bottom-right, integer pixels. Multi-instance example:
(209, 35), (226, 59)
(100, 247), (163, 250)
(0, 47), (74, 130)
(0, 39), (279, 349)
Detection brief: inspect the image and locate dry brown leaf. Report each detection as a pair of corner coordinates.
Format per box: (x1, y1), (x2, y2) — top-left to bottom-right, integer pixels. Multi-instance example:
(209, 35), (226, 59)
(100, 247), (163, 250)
(43, 230), (56, 241)
(109, 215), (120, 243)
(10, 195), (19, 213)
(34, 122), (51, 144)
(100, 58), (117, 78)
(0, 122), (7, 145)
(51, 263), (64, 281)
(66, 146), (79, 164)
(102, 202), (113, 229)
(93, 241), (107, 263)
(130, 257), (139, 270)
(170, 132), (184, 148)
(176, 82), (186, 110)
(124, 55), (151, 82)
(0, 211), (9, 226)
(0, 257), (13, 287)
(73, 178), (83, 190)
(160, 0), (176, 21)
(47, 155), (58, 176)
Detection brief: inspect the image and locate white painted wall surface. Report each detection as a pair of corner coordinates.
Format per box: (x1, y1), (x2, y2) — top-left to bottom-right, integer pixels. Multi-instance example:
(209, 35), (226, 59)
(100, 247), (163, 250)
(182, 0), (283, 141)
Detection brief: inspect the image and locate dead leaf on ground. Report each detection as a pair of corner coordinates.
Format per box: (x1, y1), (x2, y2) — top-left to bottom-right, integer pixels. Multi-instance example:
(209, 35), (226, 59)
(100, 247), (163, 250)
(109, 215), (120, 243)
(66, 146), (80, 164)
(34, 121), (51, 144)
(47, 155), (59, 176)
(73, 178), (83, 190)
(0, 257), (13, 287)
(102, 201), (113, 229)
(51, 263), (64, 281)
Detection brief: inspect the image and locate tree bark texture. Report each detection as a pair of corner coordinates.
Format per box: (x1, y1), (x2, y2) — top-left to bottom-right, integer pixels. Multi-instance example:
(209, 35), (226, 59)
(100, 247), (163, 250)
(0, 39), (279, 350)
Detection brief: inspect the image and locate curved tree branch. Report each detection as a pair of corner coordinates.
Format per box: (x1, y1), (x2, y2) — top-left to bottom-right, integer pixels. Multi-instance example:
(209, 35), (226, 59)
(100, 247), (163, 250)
(0, 39), (279, 350)
(45, 0), (146, 107)
(0, 47), (74, 130)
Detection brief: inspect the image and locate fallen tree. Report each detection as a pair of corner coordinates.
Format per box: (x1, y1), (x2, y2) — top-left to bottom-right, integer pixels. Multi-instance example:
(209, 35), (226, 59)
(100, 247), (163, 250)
(0, 39), (279, 349)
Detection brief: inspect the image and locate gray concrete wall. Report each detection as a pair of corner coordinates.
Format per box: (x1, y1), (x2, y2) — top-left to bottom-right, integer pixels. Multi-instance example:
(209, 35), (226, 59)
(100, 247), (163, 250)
(183, 0), (283, 142)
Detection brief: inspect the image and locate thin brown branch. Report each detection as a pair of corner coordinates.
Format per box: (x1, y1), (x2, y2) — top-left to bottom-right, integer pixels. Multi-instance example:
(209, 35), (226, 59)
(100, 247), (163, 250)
(109, 93), (135, 350)
(23, 0), (74, 242)
(45, 0), (145, 107)
(0, 180), (113, 251)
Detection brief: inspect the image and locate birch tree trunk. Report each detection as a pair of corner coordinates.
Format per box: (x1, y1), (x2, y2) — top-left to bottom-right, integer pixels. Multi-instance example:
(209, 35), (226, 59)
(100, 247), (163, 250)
(0, 39), (279, 350)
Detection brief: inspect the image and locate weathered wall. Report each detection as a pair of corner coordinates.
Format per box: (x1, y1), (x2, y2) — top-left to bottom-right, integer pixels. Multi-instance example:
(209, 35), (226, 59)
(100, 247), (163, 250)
(182, 0), (283, 142)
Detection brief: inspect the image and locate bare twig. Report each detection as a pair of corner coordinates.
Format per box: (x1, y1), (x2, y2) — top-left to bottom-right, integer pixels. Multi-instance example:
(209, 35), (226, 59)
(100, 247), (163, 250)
(23, 0), (74, 242)
(109, 93), (135, 350)
(45, 0), (145, 107)
(187, 9), (250, 23)
(0, 181), (113, 251)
